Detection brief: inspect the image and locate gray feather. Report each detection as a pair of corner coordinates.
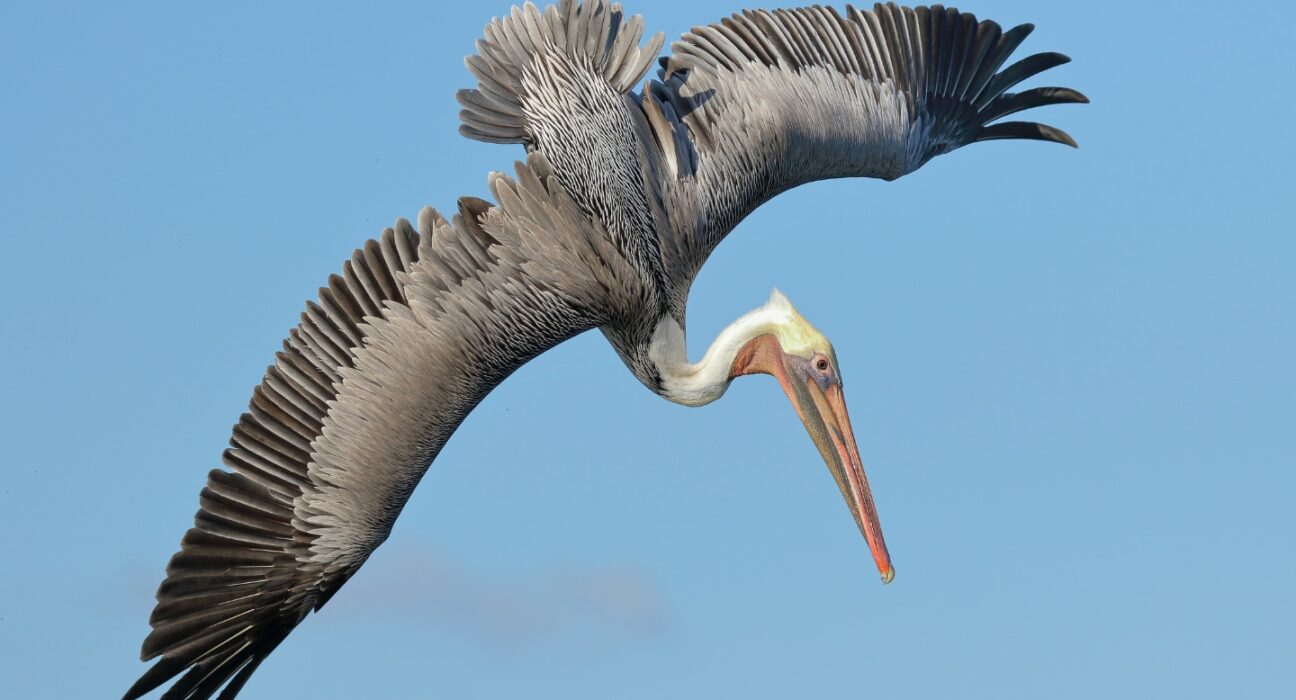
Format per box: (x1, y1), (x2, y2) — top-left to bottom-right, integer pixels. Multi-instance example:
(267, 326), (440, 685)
(127, 152), (651, 700)
(642, 2), (1086, 301)
(458, 0), (665, 146)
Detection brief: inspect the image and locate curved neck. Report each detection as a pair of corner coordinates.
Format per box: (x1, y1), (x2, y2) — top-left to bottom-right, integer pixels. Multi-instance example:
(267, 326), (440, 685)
(647, 306), (784, 407)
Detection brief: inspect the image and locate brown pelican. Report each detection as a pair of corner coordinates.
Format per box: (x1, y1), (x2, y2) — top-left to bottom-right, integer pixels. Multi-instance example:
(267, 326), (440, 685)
(125, 1), (1085, 697)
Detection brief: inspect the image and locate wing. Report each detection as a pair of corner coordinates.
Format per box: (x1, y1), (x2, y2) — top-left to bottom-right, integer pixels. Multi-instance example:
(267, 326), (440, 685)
(643, 2), (1087, 290)
(456, 0), (663, 148)
(456, 0), (672, 295)
(125, 154), (649, 700)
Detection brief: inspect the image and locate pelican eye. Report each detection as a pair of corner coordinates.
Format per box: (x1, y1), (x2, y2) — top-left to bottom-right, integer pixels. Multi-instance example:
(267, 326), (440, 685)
(815, 357), (829, 372)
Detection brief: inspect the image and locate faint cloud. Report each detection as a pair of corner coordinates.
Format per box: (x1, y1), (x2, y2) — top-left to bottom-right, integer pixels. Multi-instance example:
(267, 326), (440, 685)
(322, 541), (671, 652)
(118, 541), (671, 654)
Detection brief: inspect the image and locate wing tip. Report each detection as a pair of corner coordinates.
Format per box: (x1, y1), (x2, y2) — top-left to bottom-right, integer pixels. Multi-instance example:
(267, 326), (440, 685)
(976, 120), (1079, 148)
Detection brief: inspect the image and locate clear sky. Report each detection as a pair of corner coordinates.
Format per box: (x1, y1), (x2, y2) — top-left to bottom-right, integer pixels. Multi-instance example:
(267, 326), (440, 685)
(1, 1), (1292, 698)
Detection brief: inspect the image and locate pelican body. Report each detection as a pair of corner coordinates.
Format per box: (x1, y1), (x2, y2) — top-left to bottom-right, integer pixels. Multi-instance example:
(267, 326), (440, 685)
(126, 2), (1084, 697)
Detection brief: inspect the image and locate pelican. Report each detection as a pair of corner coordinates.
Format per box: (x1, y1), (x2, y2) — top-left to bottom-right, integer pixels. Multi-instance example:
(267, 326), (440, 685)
(125, 1), (1085, 697)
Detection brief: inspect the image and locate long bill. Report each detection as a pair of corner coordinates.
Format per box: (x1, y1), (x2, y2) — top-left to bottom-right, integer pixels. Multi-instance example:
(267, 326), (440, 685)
(774, 359), (895, 584)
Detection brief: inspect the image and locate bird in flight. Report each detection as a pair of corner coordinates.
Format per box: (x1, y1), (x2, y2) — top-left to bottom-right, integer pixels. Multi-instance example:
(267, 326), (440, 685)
(126, 1), (1085, 697)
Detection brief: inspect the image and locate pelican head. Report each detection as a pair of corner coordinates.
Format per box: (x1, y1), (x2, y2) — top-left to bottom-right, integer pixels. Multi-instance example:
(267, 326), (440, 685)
(650, 289), (894, 583)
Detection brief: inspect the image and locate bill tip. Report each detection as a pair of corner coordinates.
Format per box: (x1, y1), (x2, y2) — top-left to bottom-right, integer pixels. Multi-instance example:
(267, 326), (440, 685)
(881, 566), (895, 585)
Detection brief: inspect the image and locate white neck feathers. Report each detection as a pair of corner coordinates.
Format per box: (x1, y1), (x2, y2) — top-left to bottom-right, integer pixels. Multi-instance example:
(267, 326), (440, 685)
(648, 300), (795, 407)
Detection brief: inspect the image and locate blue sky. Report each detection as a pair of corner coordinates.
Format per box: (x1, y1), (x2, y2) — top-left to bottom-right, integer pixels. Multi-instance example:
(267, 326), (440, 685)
(1, 1), (1292, 698)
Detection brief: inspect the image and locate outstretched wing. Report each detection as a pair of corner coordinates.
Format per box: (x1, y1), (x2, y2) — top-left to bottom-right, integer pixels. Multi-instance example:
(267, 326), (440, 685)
(125, 155), (649, 700)
(643, 2), (1087, 289)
